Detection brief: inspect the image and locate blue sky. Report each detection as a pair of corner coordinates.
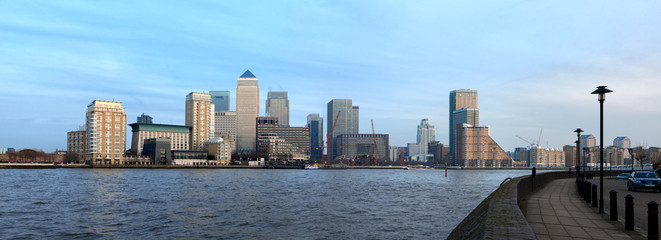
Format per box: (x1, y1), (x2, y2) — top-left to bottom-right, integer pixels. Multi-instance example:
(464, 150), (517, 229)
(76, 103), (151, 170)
(2, 1), (661, 152)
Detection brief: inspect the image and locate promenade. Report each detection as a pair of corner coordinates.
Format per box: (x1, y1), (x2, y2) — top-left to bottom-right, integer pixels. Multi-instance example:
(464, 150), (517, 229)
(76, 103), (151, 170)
(525, 178), (646, 240)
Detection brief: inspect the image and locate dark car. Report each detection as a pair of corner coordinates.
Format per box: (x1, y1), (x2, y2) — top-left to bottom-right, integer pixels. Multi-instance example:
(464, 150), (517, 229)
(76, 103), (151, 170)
(627, 171), (661, 192)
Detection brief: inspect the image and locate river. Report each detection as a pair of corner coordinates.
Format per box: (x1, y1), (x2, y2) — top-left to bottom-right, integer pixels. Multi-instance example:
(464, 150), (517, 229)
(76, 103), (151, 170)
(0, 168), (539, 239)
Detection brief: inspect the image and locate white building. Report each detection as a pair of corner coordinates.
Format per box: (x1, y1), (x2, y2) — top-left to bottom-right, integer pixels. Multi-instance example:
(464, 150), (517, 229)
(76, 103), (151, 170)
(613, 136), (631, 159)
(416, 118), (435, 155)
(186, 92), (215, 150)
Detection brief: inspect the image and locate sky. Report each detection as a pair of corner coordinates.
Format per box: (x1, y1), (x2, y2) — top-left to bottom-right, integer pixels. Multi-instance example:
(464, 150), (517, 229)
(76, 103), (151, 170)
(1, 1), (661, 152)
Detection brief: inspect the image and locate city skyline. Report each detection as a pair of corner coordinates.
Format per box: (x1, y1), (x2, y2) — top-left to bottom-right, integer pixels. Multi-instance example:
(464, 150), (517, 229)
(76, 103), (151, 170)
(2, 1), (661, 151)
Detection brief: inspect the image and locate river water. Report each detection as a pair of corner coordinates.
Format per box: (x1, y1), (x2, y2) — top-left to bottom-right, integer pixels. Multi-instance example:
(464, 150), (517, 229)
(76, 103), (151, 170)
(0, 168), (538, 239)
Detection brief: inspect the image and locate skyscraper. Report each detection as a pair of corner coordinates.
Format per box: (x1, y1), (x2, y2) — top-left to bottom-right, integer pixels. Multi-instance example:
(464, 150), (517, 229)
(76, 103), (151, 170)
(236, 70), (260, 152)
(186, 92), (215, 150)
(85, 100), (127, 165)
(214, 111), (237, 153)
(210, 91), (230, 111)
(449, 89), (478, 164)
(137, 113), (153, 124)
(266, 91), (289, 126)
(307, 113), (323, 161)
(327, 99), (359, 160)
(416, 118), (435, 155)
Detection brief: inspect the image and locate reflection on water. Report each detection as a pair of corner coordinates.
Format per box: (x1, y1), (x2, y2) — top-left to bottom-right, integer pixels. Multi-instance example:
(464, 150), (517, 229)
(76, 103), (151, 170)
(0, 168), (537, 239)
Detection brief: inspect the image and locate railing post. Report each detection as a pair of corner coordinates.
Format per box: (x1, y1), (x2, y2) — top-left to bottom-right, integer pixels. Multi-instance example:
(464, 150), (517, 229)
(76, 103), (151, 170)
(592, 184), (598, 208)
(610, 190), (618, 221)
(625, 194), (634, 231)
(649, 201), (659, 240)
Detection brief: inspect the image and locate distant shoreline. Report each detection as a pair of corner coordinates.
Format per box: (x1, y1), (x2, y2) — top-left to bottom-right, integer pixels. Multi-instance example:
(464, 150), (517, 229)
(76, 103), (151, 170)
(0, 163), (571, 171)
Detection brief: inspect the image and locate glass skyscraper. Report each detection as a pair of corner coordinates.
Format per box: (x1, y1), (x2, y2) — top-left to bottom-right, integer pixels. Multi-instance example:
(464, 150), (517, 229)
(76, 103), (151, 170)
(210, 91), (230, 111)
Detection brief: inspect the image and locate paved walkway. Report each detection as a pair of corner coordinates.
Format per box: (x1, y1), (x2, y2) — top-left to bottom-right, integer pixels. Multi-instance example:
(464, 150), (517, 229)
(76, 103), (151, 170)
(525, 178), (645, 240)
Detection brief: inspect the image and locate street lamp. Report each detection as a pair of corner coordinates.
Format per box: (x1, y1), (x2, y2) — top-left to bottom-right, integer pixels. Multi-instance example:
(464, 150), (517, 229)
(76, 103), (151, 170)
(574, 128), (583, 179)
(591, 85), (612, 214)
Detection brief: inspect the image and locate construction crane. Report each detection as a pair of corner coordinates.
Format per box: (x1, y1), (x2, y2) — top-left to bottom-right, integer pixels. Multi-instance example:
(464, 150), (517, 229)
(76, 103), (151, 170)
(516, 135), (536, 147)
(371, 120), (378, 166)
(399, 149), (409, 166)
(516, 128), (544, 148)
(323, 110), (342, 165)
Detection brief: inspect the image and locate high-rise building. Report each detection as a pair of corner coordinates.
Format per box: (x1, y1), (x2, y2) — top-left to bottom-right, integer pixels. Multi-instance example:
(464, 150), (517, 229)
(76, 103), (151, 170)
(210, 91), (230, 111)
(327, 99), (359, 160)
(266, 91), (289, 126)
(85, 100), (127, 165)
(214, 111), (237, 153)
(456, 124), (512, 168)
(580, 135), (596, 149)
(186, 92), (215, 150)
(563, 145), (576, 168)
(450, 108), (478, 165)
(236, 70), (260, 152)
(129, 123), (191, 155)
(613, 136), (631, 159)
(67, 126), (87, 163)
(416, 118), (435, 155)
(307, 113), (323, 161)
(449, 89), (478, 165)
(137, 113), (153, 124)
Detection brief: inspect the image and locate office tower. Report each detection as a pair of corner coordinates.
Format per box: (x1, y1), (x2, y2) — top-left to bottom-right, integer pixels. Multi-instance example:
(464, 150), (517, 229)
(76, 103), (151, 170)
(563, 145), (576, 168)
(266, 91), (289, 126)
(256, 117), (310, 161)
(389, 146), (399, 162)
(67, 126), (87, 163)
(129, 123), (191, 155)
(236, 70), (260, 152)
(613, 136), (631, 159)
(456, 124), (512, 168)
(307, 113), (323, 161)
(327, 99), (359, 160)
(336, 134), (389, 163)
(416, 118), (435, 155)
(449, 89), (478, 165)
(85, 100), (127, 165)
(210, 91), (230, 111)
(186, 92), (215, 150)
(137, 113), (153, 124)
(214, 111), (237, 153)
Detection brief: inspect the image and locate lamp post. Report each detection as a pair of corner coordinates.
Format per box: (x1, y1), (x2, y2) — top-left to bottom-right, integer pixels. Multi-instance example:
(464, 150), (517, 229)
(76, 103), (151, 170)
(574, 128), (583, 179)
(591, 85), (612, 214)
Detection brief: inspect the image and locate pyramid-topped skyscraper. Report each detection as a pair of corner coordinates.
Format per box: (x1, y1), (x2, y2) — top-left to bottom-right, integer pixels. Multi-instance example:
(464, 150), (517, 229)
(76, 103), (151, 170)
(236, 70), (260, 152)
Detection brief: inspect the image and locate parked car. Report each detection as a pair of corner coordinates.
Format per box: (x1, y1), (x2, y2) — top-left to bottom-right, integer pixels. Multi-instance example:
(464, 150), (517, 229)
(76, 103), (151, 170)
(616, 173), (631, 180)
(656, 168), (661, 177)
(627, 171), (661, 192)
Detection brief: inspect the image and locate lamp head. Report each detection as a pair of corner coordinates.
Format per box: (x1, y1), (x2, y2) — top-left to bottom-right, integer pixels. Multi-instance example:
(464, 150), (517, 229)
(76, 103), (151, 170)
(574, 128), (583, 136)
(591, 86), (613, 101)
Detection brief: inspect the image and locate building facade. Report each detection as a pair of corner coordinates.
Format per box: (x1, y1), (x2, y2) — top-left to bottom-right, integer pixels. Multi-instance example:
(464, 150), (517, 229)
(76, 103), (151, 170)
(416, 118), (435, 155)
(580, 135), (596, 149)
(186, 92), (215, 150)
(85, 100), (127, 165)
(456, 124), (512, 168)
(613, 136), (631, 159)
(205, 137), (231, 165)
(214, 111), (237, 153)
(66, 127), (87, 163)
(335, 134), (389, 164)
(528, 146), (565, 167)
(210, 90), (230, 111)
(256, 117), (310, 161)
(266, 91), (289, 126)
(142, 138), (172, 165)
(449, 89), (478, 164)
(307, 113), (323, 161)
(327, 99), (359, 160)
(129, 123), (191, 156)
(236, 70), (260, 152)
(563, 145), (576, 168)
(451, 108), (479, 164)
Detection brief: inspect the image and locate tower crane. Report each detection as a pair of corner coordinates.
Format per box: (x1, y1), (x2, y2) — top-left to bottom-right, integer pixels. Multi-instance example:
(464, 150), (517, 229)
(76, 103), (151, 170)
(323, 110), (341, 165)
